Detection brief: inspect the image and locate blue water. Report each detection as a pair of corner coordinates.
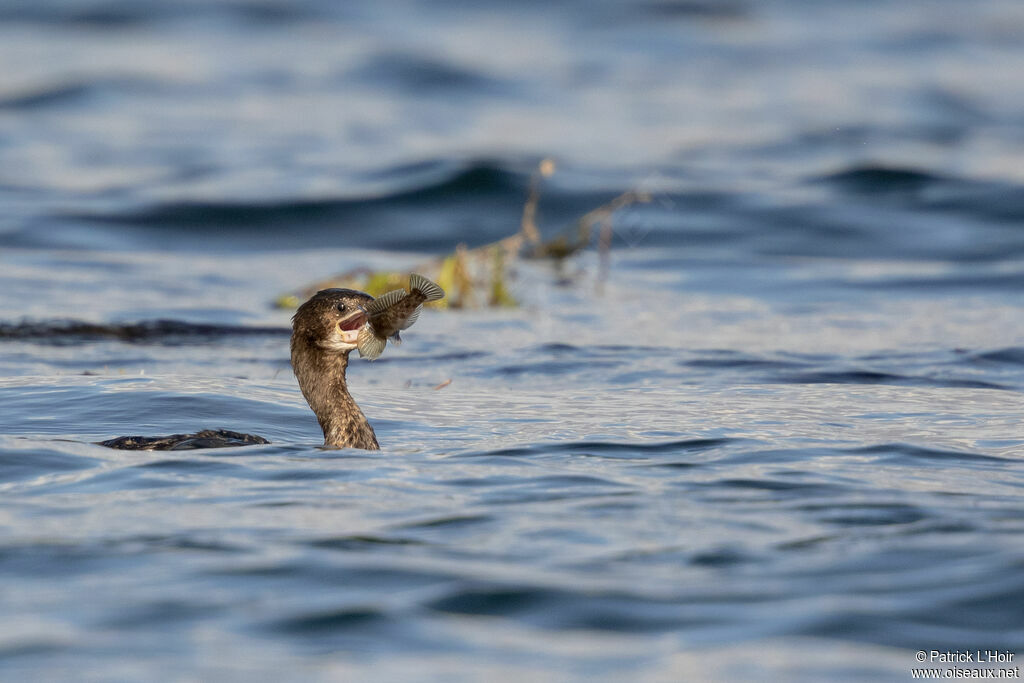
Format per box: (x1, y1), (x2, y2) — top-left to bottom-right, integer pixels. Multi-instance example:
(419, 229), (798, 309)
(2, 0), (1024, 680)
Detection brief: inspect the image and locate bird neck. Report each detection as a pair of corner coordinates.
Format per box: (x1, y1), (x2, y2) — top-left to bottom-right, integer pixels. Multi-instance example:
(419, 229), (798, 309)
(291, 342), (379, 450)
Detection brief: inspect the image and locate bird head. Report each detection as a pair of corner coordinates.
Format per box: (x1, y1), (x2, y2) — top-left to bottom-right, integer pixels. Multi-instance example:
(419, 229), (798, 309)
(292, 288), (373, 354)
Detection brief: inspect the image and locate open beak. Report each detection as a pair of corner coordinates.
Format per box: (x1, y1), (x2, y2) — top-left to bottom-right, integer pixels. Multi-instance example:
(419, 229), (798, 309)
(338, 309), (367, 345)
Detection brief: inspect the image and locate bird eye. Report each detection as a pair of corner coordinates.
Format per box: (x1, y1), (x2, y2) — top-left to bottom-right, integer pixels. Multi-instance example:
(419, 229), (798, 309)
(337, 303), (347, 313)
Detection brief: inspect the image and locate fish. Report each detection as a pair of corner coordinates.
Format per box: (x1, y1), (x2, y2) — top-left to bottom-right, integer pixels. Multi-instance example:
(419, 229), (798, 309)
(356, 273), (445, 360)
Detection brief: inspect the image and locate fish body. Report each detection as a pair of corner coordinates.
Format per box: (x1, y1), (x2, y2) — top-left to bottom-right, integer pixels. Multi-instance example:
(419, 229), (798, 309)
(356, 273), (444, 360)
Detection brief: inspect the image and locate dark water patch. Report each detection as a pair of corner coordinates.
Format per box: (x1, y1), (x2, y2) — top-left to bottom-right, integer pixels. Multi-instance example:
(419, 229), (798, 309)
(557, 437), (737, 456)
(0, 319), (288, 344)
(844, 272), (1024, 293)
(0, 0), (331, 28)
(493, 360), (620, 376)
(260, 604), (435, 654)
(690, 548), (753, 567)
(892, 520), (978, 536)
(349, 51), (522, 98)
(52, 159), (623, 251)
(482, 488), (633, 507)
(0, 3), (157, 28)
(727, 443), (1011, 467)
(737, 204), (875, 257)
(394, 514), (493, 530)
(853, 444), (1012, 465)
(0, 639), (68, 658)
(63, 159), (524, 226)
(713, 478), (843, 494)
(538, 342), (583, 354)
(0, 448), (99, 483)
(96, 599), (223, 629)
(354, 160), (525, 205)
(814, 166), (1024, 236)
(0, 534), (246, 559)
(491, 342), (648, 371)
(455, 437), (740, 460)
(128, 534), (246, 554)
(652, 461), (702, 470)
(269, 606), (391, 635)
(791, 123), (966, 154)
(807, 612), (1024, 654)
(441, 474), (524, 487)
(207, 562), (453, 590)
(775, 535), (836, 552)
(0, 75), (169, 111)
(687, 194), (1024, 265)
(784, 544), (976, 585)
(308, 535), (425, 551)
(640, 0), (749, 21)
(923, 183), (1024, 225)
(855, 350), (943, 362)
(916, 87), (990, 123)
(262, 468), (351, 482)
(929, 567), (1024, 631)
(684, 358), (806, 370)
(81, 196), (346, 231)
(530, 474), (628, 489)
(0, 543), (139, 578)
(816, 165), (946, 196)
(791, 558), (1024, 651)
(44, 357), (160, 372)
(971, 347), (1024, 365)
(427, 583), (719, 633)
(428, 585), (566, 616)
(799, 502), (929, 527)
(223, 0), (335, 25)
(595, 344), (666, 354)
(0, 83), (95, 111)
(682, 352), (810, 371)
(354, 157), (529, 201)
(770, 369), (1009, 391)
(577, 500), (642, 514)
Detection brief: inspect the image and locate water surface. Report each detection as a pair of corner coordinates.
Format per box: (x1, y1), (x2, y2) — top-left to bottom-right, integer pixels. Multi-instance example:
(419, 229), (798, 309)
(2, 0), (1024, 680)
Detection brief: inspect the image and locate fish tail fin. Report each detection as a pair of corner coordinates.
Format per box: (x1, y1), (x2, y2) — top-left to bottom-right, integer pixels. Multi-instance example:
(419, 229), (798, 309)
(409, 273), (445, 302)
(357, 325), (386, 360)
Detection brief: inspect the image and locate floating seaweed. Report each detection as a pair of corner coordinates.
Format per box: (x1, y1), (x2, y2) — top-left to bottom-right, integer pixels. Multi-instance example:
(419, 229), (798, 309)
(274, 158), (650, 310)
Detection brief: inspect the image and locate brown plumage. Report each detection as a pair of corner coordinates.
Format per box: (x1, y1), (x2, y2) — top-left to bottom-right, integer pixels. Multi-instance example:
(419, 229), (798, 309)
(103, 282), (437, 452)
(99, 429), (269, 450)
(290, 288), (379, 450)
